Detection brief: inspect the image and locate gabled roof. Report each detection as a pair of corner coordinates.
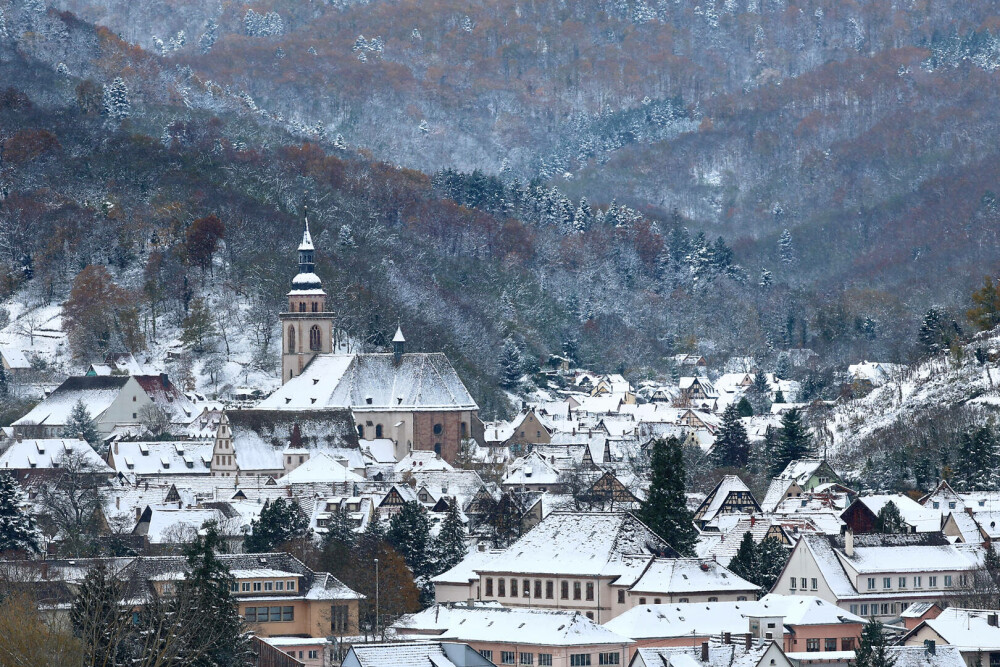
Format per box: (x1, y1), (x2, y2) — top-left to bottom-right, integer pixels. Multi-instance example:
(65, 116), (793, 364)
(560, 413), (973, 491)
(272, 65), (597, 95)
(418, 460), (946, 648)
(0, 438), (111, 472)
(345, 641), (492, 667)
(13, 375), (132, 427)
(775, 459), (837, 485)
(257, 353), (478, 412)
(133, 375), (197, 424)
(628, 558), (758, 595)
(108, 441), (213, 476)
(694, 475), (759, 524)
(277, 453), (365, 484)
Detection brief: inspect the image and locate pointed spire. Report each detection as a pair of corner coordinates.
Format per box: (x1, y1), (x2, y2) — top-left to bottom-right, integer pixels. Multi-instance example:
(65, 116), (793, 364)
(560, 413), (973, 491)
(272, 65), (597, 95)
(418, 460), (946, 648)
(393, 326), (406, 343)
(299, 206), (315, 251)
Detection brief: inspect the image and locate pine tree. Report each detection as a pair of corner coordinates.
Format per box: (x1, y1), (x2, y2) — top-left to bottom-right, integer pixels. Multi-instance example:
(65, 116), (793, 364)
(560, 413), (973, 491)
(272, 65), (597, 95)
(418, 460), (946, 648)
(433, 502), (467, 575)
(712, 403), (751, 468)
(637, 437), (698, 556)
(779, 229), (795, 264)
(955, 426), (998, 491)
(180, 298), (217, 354)
(498, 338), (523, 389)
(0, 472), (40, 554)
(338, 225), (356, 248)
(772, 408), (813, 475)
(856, 620), (895, 667)
(244, 497), (309, 553)
(918, 307), (962, 355)
(748, 372), (771, 415)
(727, 531), (757, 584)
(0, 364), (8, 396)
(102, 77), (131, 120)
(875, 501), (906, 534)
(180, 522), (253, 667)
(386, 501), (433, 580)
(62, 399), (100, 448)
(736, 396), (754, 418)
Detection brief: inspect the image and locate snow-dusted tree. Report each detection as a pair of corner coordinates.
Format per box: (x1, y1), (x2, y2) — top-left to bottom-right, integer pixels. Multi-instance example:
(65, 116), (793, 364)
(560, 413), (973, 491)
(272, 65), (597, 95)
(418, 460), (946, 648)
(199, 19), (218, 54)
(856, 621), (896, 667)
(779, 228), (795, 264)
(632, 0), (657, 23)
(772, 408), (813, 475)
(461, 15), (474, 32)
(712, 403), (750, 468)
(0, 471), (40, 554)
(432, 502), (467, 576)
(917, 307), (961, 356)
(62, 399), (99, 448)
(387, 501), (433, 582)
(637, 437), (698, 556)
(102, 77), (131, 120)
(333, 133), (347, 150)
(411, 27), (421, 40)
(875, 501), (906, 534)
(498, 338), (523, 389)
(574, 197), (593, 233)
(759, 268), (773, 288)
(180, 298), (217, 354)
(747, 371), (771, 415)
(338, 224), (356, 248)
(244, 497), (310, 553)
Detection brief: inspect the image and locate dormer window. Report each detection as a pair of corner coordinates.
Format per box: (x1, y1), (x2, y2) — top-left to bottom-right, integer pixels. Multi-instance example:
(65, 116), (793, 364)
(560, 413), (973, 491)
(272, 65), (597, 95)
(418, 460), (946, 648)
(366, 397), (373, 405)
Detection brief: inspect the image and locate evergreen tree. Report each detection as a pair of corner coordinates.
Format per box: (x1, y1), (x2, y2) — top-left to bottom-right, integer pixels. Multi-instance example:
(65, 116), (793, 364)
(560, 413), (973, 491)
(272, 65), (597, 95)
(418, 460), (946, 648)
(736, 396), (754, 418)
(855, 620), (895, 667)
(918, 307), (962, 355)
(712, 403), (751, 468)
(637, 437), (698, 556)
(102, 77), (131, 120)
(179, 522), (253, 667)
(0, 364), (7, 396)
(747, 372), (771, 415)
(0, 471), (40, 554)
(338, 224), (356, 248)
(727, 531), (757, 584)
(955, 426), (998, 491)
(874, 501), (906, 534)
(779, 229), (795, 264)
(244, 497), (309, 553)
(62, 398), (100, 448)
(180, 298), (217, 354)
(433, 501), (467, 575)
(772, 408), (813, 475)
(386, 501), (433, 580)
(71, 562), (129, 666)
(498, 338), (523, 388)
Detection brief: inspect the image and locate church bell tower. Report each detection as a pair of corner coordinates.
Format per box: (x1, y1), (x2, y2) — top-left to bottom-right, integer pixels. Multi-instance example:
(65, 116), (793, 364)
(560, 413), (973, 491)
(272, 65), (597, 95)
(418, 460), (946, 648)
(280, 210), (335, 384)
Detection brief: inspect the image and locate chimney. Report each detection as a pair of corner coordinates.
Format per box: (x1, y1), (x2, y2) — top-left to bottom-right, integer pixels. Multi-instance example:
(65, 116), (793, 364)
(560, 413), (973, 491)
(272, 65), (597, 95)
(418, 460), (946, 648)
(724, 632), (731, 644)
(701, 642), (709, 662)
(845, 528), (854, 557)
(745, 633), (752, 650)
(924, 640), (935, 655)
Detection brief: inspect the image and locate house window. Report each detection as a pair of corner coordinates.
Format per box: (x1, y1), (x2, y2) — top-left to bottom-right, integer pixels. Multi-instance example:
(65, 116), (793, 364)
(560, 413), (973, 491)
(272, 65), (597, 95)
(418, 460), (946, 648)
(898, 577), (906, 588)
(498, 579), (506, 597)
(434, 423), (443, 435)
(241, 582), (250, 592)
(546, 581), (554, 599)
(502, 651), (516, 665)
(790, 578), (796, 590)
(806, 639), (820, 652)
(737, 596), (747, 601)
(253, 582), (262, 592)
(299, 302), (306, 312)
(332, 605), (349, 633)
(535, 580), (542, 598)
(944, 575), (952, 587)
(511, 579), (518, 597)
(949, 502), (956, 509)
(524, 579), (530, 596)
(230, 582), (238, 592)
(521, 653), (534, 665)
(309, 325), (321, 351)
(375, 424), (383, 438)
(561, 581), (569, 599)
(287, 580), (295, 591)
(932, 501), (940, 509)
(357, 425), (364, 438)
(485, 578), (493, 596)
(860, 604), (868, 616)
(586, 612), (594, 620)
(883, 578), (891, 589)
(539, 656), (553, 667)
(914, 576), (922, 588)
(960, 574), (969, 587)
(599, 653), (620, 665)
(586, 582), (594, 601)
(617, 590), (625, 604)
(264, 582), (273, 591)
(800, 578), (807, 589)
(309, 651), (319, 660)
(573, 581), (582, 600)
(825, 639), (837, 652)
(811, 578), (818, 590)
(678, 598), (688, 603)
(639, 598), (646, 605)
(480, 650), (493, 660)
(288, 326), (296, 353)
(570, 655), (592, 666)
(928, 576), (937, 587)
(867, 578), (876, 590)
(990, 655), (1000, 667)
(282, 606), (293, 621)
(707, 597), (718, 602)
(842, 639), (856, 651)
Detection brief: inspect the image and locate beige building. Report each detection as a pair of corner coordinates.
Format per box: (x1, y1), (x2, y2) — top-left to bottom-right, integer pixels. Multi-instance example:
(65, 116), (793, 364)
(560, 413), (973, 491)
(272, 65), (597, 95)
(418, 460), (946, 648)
(13, 375), (154, 438)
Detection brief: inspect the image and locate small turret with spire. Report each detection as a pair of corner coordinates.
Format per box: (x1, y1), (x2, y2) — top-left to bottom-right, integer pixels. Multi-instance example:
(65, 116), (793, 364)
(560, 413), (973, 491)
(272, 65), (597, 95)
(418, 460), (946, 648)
(393, 325), (406, 365)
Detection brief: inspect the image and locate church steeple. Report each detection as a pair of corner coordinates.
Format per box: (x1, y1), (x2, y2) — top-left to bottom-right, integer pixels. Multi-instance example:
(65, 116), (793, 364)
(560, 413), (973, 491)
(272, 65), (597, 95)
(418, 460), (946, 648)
(280, 207), (334, 384)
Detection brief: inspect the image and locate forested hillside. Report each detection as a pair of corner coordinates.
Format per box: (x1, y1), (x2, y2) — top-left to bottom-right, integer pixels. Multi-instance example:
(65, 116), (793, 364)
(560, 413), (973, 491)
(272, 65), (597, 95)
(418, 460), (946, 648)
(3, 0), (1000, 416)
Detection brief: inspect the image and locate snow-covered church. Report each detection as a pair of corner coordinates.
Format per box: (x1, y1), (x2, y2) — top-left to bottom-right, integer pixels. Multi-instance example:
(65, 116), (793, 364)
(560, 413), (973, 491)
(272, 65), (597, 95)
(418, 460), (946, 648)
(250, 216), (481, 464)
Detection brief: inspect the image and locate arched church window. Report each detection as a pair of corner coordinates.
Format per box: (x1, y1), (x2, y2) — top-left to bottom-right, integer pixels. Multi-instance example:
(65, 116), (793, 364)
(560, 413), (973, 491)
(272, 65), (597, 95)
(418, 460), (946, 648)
(288, 326), (296, 353)
(309, 325), (321, 351)
(312, 302), (318, 313)
(299, 302), (306, 313)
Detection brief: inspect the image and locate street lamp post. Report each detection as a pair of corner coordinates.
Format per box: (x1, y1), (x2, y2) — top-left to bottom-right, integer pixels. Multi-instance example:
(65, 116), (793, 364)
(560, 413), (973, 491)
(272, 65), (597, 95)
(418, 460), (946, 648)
(374, 557), (380, 640)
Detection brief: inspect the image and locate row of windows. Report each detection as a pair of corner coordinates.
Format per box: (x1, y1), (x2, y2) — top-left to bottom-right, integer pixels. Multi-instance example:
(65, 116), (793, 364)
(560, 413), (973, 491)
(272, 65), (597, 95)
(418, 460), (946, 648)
(484, 578), (595, 601)
(850, 601), (913, 617)
(478, 652), (619, 666)
(864, 574), (962, 591)
(244, 606), (294, 623)
(789, 578), (819, 591)
(231, 580), (297, 593)
(286, 650), (320, 660)
(803, 638), (854, 652)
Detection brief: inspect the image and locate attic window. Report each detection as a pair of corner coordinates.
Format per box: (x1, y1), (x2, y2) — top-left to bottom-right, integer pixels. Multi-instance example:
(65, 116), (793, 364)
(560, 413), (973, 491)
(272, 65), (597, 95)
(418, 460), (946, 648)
(35, 443), (45, 454)
(366, 397), (373, 405)
(397, 398), (403, 405)
(174, 444), (185, 455)
(313, 378), (319, 385)
(310, 398), (316, 404)
(160, 457), (170, 469)
(139, 444), (149, 456)
(124, 457), (134, 470)
(285, 398), (292, 404)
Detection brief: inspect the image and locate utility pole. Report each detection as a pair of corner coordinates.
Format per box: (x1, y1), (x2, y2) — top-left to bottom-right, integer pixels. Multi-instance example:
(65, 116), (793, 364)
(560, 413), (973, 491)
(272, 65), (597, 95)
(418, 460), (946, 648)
(374, 557), (380, 640)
